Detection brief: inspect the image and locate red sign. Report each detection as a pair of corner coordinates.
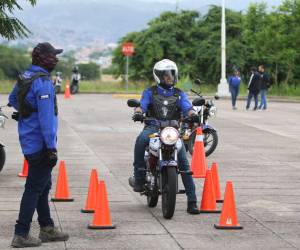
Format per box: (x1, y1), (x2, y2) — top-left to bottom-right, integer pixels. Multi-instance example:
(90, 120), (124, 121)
(122, 42), (135, 56)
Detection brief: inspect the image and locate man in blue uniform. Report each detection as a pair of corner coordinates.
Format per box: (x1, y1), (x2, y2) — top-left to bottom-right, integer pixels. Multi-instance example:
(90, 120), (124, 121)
(129, 59), (200, 214)
(9, 42), (69, 248)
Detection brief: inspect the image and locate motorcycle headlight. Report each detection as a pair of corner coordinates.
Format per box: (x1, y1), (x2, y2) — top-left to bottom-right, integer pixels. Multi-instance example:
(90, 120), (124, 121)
(209, 106), (217, 116)
(160, 127), (179, 145)
(0, 116), (5, 128)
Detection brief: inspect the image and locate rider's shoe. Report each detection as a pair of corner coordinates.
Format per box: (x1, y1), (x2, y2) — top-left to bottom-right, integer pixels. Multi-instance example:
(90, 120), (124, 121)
(128, 176), (145, 192)
(187, 201), (200, 214)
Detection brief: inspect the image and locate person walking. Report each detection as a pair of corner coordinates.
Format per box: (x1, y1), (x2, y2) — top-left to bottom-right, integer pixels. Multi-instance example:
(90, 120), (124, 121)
(246, 67), (261, 111)
(258, 65), (270, 110)
(229, 70), (241, 110)
(8, 42), (69, 248)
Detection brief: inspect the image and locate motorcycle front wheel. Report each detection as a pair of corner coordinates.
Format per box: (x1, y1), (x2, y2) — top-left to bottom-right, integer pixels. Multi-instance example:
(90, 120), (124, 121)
(0, 146), (6, 173)
(147, 194), (159, 208)
(188, 129), (218, 157)
(161, 167), (177, 219)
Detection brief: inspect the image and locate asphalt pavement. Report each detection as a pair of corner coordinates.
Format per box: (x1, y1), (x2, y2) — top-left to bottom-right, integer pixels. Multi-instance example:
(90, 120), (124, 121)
(0, 94), (299, 250)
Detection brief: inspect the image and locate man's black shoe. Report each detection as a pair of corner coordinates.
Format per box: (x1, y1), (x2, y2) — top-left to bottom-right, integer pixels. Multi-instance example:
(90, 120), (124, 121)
(187, 201), (200, 214)
(128, 176), (145, 192)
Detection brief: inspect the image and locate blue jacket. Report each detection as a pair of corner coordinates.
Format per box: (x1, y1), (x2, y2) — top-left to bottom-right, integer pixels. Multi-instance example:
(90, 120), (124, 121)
(140, 85), (193, 125)
(229, 76), (241, 87)
(9, 65), (58, 155)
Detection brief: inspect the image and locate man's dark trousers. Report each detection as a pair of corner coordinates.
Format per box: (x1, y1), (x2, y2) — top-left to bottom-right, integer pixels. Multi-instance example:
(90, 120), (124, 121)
(15, 148), (54, 236)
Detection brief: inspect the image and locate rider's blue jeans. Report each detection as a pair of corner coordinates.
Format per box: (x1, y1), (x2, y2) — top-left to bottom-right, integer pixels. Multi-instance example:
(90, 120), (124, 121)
(133, 125), (197, 202)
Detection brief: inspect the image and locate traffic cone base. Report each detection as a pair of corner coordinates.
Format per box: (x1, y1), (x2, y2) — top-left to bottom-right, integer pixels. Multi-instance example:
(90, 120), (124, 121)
(214, 224), (243, 230)
(81, 209), (94, 213)
(200, 209), (221, 213)
(51, 198), (74, 202)
(18, 159), (28, 177)
(88, 224), (116, 230)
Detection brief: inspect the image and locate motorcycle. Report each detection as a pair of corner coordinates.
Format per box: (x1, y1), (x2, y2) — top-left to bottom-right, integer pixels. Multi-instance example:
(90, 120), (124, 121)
(181, 89), (219, 157)
(0, 105), (8, 173)
(70, 72), (81, 94)
(128, 99), (193, 219)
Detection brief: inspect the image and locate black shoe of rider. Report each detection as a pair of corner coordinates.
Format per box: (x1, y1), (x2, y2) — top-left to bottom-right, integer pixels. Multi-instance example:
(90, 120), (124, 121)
(128, 176), (135, 188)
(187, 201), (200, 214)
(128, 176), (144, 192)
(133, 182), (145, 193)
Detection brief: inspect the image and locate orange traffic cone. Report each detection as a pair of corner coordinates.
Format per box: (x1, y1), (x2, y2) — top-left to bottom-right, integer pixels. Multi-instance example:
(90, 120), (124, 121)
(51, 161), (74, 202)
(214, 181), (243, 229)
(64, 80), (71, 99)
(211, 162), (223, 203)
(81, 169), (99, 213)
(18, 159), (28, 177)
(191, 127), (207, 178)
(199, 169), (221, 213)
(88, 180), (116, 229)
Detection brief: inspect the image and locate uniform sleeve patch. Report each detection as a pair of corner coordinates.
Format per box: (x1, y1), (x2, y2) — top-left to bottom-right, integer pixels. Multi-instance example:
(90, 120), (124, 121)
(39, 94), (50, 100)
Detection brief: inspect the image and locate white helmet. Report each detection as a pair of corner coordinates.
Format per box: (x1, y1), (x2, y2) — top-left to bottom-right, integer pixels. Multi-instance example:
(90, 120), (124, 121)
(153, 59), (178, 85)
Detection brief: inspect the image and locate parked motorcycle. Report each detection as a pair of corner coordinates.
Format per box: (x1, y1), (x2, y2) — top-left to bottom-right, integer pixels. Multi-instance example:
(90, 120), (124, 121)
(180, 89), (219, 157)
(127, 99), (192, 219)
(0, 105), (8, 173)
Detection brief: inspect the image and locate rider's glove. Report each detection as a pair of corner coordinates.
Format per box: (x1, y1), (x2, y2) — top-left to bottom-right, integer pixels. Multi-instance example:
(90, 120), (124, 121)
(189, 114), (199, 123)
(47, 149), (58, 168)
(132, 112), (144, 122)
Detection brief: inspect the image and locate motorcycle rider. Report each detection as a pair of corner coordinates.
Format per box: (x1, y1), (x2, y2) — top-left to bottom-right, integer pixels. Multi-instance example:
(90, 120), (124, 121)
(71, 66), (81, 93)
(8, 42), (69, 248)
(129, 59), (200, 214)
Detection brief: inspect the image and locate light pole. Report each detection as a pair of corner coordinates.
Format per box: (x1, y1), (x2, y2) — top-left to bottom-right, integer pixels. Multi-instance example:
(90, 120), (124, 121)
(217, 0), (230, 97)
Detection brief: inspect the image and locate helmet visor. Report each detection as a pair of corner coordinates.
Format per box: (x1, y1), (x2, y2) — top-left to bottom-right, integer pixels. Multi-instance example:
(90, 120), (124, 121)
(155, 69), (176, 85)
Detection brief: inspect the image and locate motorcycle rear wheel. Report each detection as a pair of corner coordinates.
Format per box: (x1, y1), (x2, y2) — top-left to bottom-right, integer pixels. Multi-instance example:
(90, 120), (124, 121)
(0, 146), (5, 173)
(161, 167), (177, 219)
(188, 129), (218, 157)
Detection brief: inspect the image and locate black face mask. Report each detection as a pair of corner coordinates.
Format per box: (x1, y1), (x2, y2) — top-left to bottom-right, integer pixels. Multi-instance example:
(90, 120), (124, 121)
(32, 51), (59, 72)
(159, 82), (173, 90)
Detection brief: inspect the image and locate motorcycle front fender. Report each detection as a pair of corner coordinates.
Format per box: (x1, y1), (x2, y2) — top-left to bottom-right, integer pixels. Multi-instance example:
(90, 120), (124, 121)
(202, 124), (217, 132)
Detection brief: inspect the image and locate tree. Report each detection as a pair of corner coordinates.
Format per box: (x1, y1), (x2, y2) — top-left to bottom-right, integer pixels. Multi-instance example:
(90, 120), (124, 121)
(0, 0), (37, 40)
(0, 45), (30, 78)
(78, 63), (100, 80)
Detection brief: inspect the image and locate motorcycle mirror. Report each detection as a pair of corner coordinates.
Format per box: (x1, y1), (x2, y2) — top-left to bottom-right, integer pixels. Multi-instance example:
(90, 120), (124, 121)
(192, 97), (205, 106)
(127, 99), (140, 108)
(194, 79), (201, 85)
(214, 95), (220, 100)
